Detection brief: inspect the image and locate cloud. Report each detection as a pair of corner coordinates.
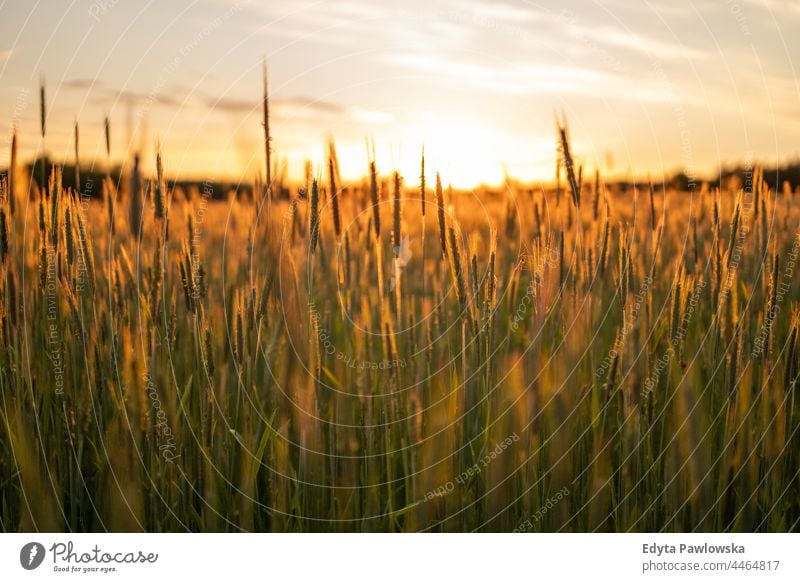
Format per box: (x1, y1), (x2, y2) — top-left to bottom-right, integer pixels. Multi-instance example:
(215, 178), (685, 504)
(241, 0), (398, 47)
(0, 48), (15, 62)
(60, 77), (377, 123)
(384, 51), (679, 103)
(61, 78), (106, 90)
(738, 0), (800, 18)
(205, 94), (346, 115)
(560, 17), (710, 62)
(387, 53), (557, 95)
(464, 0), (541, 24)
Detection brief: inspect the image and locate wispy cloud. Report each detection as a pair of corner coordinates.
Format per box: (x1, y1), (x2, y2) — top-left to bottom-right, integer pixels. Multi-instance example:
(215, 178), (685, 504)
(738, 0), (800, 18)
(205, 94), (347, 117)
(578, 26), (709, 61)
(60, 77), (387, 125)
(385, 51), (679, 104)
(468, 1), (540, 23)
(557, 11), (711, 63)
(61, 78), (105, 90)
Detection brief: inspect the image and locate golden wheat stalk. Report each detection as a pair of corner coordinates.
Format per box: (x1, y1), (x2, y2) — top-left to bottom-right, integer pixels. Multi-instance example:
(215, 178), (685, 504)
(420, 146), (426, 217)
(309, 177), (320, 253)
(766, 251), (780, 359)
(448, 224), (474, 332)
(262, 59), (271, 195)
(557, 119), (580, 209)
(8, 128), (16, 215)
(49, 165), (61, 247)
(154, 147), (166, 220)
(65, 203), (75, 271)
(328, 140), (341, 239)
(74, 120), (80, 193)
(0, 185), (8, 264)
(392, 172), (402, 253)
(725, 190), (742, 269)
(593, 169), (600, 220)
(599, 203), (610, 276)
(39, 78), (46, 138)
(104, 115), (111, 162)
(370, 159), (380, 239)
(436, 173), (447, 258)
(39, 77), (47, 190)
(649, 180), (656, 231)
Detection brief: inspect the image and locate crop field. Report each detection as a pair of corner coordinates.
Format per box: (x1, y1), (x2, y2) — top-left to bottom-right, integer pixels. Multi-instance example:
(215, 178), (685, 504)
(1, 95), (799, 534)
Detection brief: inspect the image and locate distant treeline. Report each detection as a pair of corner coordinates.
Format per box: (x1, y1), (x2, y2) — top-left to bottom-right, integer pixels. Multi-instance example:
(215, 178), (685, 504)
(2, 158), (256, 201)
(6, 158), (799, 201)
(663, 164), (800, 193)
(719, 162), (800, 192)
(592, 164), (799, 194)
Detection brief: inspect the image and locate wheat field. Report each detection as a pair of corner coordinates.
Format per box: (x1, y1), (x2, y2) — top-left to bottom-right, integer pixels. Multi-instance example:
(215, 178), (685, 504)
(1, 88), (799, 533)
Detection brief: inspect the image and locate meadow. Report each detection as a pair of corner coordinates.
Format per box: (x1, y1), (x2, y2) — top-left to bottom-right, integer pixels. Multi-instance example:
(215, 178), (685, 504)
(1, 100), (799, 532)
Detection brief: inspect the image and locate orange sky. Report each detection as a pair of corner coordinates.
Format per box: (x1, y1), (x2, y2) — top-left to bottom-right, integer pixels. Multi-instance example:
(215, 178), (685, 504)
(2, 0), (800, 188)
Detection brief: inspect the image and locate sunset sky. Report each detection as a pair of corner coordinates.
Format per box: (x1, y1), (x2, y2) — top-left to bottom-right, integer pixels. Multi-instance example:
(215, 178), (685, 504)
(1, 0), (799, 187)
